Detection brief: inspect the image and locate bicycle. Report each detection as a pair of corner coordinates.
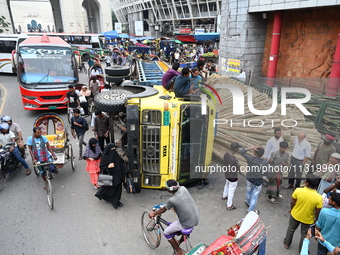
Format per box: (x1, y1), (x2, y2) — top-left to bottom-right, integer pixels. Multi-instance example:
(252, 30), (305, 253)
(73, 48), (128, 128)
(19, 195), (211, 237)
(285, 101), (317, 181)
(141, 204), (193, 253)
(33, 162), (55, 210)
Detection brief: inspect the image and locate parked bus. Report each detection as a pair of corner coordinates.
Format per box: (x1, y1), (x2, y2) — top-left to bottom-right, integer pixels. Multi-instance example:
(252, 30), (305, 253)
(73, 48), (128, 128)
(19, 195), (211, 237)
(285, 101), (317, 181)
(24, 32), (107, 60)
(17, 35), (79, 110)
(0, 34), (27, 74)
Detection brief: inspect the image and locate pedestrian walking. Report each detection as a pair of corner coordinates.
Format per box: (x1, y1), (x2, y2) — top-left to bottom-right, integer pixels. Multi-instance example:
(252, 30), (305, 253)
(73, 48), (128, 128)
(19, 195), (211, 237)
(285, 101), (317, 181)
(95, 143), (127, 209)
(285, 131), (311, 189)
(104, 54), (111, 67)
(94, 110), (110, 152)
(263, 128), (284, 160)
(239, 145), (268, 213)
(283, 176), (323, 253)
(316, 191), (340, 255)
(266, 141), (289, 203)
(83, 138), (102, 189)
(222, 142), (240, 210)
(70, 108), (88, 160)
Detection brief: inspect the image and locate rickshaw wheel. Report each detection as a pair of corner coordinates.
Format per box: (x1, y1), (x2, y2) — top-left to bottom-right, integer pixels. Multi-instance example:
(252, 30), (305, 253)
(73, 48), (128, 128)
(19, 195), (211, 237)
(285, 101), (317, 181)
(0, 173), (4, 192)
(70, 145), (75, 171)
(33, 166), (39, 176)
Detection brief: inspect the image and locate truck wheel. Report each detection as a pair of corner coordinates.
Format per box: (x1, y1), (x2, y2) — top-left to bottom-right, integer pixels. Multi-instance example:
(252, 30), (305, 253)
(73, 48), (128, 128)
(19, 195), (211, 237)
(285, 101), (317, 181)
(106, 75), (130, 84)
(105, 66), (130, 76)
(94, 89), (133, 113)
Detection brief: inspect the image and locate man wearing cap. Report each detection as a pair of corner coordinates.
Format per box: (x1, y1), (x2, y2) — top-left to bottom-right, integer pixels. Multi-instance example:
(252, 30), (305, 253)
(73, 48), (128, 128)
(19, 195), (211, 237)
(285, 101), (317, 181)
(1, 115), (25, 155)
(0, 123), (31, 175)
(239, 145), (269, 213)
(148, 179), (199, 255)
(312, 134), (336, 174)
(316, 153), (340, 194)
(222, 142), (240, 210)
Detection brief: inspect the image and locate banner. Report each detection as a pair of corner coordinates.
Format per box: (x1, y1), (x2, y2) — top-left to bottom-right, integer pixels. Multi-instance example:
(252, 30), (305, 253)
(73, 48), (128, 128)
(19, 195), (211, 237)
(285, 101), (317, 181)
(115, 23), (122, 33)
(179, 28), (191, 34)
(227, 59), (241, 73)
(135, 21), (143, 36)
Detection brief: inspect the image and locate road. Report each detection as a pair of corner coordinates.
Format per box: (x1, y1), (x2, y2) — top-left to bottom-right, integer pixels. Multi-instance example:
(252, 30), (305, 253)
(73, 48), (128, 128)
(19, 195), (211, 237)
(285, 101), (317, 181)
(0, 72), (319, 255)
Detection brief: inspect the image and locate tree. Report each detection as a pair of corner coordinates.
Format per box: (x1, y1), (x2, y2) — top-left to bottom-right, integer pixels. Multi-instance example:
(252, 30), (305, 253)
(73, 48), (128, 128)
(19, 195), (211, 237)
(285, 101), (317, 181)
(111, 11), (118, 27)
(0, 16), (11, 34)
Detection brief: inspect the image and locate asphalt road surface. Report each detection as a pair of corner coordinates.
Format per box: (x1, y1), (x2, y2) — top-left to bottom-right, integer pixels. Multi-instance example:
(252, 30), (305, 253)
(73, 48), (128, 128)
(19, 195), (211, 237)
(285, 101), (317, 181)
(0, 72), (319, 255)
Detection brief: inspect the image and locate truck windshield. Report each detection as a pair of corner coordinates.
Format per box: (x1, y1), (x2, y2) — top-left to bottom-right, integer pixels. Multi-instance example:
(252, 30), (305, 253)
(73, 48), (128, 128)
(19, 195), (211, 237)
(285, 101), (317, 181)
(18, 46), (77, 85)
(179, 105), (208, 178)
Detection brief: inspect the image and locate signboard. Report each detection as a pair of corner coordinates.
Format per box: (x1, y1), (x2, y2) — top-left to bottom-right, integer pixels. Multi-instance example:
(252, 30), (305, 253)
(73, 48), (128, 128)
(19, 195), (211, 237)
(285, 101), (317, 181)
(179, 28), (191, 34)
(115, 22), (122, 33)
(194, 28), (205, 34)
(227, 59), (241, 73)
(135, 21), (143, 36)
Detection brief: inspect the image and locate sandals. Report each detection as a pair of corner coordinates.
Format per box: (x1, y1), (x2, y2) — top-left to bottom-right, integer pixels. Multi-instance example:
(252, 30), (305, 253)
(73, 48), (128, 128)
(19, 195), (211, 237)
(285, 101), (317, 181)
(222, 196), (228, 200)
(244, 200), (250, 207)
(26, 168), (31, 175)
(267, 196), (277, 204)
(283, 238), (289, 249)
(226, 205), (237, 210)
(284, 185), (294, 189)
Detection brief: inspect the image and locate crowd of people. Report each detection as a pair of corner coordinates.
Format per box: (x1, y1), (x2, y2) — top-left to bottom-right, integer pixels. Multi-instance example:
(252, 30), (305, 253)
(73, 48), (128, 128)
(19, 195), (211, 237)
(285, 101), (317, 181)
(222, 127), (340, 255)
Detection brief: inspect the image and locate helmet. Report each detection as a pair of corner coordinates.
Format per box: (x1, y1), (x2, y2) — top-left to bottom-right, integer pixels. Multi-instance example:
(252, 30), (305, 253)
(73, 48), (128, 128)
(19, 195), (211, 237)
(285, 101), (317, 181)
(0, 123), (9, 130)
(1, 116), (11, 122)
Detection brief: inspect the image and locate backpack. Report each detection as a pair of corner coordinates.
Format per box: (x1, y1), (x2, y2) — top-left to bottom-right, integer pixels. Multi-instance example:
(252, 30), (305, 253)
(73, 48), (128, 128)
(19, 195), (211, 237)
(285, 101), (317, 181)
(165, 75), (177, 90)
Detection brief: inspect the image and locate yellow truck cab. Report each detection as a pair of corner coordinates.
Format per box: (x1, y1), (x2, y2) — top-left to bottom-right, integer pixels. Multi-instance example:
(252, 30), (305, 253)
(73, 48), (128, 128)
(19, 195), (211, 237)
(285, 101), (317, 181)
(94, 83), (215, 192)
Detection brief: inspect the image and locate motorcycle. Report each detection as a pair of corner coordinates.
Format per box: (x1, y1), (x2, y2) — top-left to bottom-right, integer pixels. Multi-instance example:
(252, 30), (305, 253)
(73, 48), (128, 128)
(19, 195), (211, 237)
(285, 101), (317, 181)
(0, 142), (24, 191)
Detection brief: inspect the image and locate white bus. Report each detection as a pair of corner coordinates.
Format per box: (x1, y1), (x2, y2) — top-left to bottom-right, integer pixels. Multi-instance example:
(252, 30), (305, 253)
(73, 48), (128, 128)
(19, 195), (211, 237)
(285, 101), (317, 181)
(0, 34), (28, 74)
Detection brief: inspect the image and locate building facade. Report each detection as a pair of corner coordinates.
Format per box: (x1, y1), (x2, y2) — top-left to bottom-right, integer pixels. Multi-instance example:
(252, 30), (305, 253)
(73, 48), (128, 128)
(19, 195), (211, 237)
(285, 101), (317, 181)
(219, 0), (340, 94)
(112, 0), (222, 37)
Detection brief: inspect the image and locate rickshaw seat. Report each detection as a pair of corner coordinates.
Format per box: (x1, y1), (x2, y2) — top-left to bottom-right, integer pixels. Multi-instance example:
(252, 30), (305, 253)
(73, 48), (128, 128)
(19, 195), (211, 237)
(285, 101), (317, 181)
(181, 228), (194, 235)
(45, 134), (65, 148)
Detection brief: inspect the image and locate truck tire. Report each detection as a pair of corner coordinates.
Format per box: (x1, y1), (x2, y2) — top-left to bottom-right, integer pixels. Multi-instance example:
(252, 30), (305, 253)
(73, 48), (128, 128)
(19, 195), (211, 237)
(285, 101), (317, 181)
(105, 66), (130, 76)
(106, 75), (130, 84)
(94, 89), (133, 113)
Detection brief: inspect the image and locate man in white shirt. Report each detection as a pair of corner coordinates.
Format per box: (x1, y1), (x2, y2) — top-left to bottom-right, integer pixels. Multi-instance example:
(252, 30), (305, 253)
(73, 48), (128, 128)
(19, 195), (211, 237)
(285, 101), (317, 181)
(0, 123), (31, 175)
(263, 128), (284, 160)
(285, 131), (311, 189)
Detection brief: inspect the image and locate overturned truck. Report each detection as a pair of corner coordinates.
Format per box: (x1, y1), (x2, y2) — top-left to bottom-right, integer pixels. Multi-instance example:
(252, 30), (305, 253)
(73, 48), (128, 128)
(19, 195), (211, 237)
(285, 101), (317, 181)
(94, 84), (216, 192)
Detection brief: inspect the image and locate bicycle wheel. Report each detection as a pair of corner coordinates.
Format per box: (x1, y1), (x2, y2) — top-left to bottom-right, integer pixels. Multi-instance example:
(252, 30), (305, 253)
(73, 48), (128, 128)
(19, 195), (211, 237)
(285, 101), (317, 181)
(33, 166), (39, 176)
(46, 178), (53, 210)
(141, 211), (161, 249)
(70, 145), (75, 171)
(0, 173), (4, 191)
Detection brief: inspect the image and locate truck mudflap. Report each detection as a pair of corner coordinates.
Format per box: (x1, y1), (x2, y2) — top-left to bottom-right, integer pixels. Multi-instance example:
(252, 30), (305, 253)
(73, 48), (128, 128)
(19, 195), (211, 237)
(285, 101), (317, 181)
(126, 104), (141, 192)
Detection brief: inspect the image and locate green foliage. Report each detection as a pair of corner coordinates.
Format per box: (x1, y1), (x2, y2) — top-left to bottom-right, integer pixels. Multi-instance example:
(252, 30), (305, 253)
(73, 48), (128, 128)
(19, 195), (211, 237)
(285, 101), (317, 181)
(111, 11), (118, 27)
(0, 16), (11, 34)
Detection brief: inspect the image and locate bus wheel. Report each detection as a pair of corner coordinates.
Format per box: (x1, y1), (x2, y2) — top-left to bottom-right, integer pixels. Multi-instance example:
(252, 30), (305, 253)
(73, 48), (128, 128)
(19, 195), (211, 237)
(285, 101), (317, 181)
(94, 89), (133, 113)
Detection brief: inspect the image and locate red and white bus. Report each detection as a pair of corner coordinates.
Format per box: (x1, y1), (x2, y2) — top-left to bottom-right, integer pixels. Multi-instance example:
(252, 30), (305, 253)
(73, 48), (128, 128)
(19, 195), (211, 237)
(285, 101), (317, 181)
(17, 35), (79, 110)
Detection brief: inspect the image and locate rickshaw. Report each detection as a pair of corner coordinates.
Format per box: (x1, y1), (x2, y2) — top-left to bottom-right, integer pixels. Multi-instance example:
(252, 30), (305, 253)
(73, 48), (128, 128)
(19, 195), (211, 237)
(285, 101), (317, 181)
(32, 113), (75, 209)
(89, 63), (105, 91)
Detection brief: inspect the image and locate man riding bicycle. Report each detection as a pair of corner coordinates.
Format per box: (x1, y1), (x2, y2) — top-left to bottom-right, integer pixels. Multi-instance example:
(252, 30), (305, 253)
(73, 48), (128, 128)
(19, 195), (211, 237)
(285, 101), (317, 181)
(149, 179), (199, 255)
(27, 127), (58, 188)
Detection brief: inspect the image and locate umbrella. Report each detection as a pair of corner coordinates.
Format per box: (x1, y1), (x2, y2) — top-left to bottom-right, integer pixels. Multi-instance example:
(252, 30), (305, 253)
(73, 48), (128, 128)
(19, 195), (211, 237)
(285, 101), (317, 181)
(103, 30), (119, 39)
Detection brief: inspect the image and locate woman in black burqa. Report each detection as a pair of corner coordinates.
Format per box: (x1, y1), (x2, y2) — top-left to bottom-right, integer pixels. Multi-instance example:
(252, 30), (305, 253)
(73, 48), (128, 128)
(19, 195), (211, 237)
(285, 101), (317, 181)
(95, 143), (126, 209)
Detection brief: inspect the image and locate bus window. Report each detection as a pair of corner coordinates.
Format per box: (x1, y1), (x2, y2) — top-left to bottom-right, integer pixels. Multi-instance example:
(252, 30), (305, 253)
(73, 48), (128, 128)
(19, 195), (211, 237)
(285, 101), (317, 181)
(0, 40), (16, 53)
(18, 46), (77, 84)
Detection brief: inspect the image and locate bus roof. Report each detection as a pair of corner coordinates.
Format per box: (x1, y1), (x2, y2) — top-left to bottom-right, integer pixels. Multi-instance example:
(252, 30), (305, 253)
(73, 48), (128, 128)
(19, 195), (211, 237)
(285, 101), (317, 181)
(19, 35), (71, 47)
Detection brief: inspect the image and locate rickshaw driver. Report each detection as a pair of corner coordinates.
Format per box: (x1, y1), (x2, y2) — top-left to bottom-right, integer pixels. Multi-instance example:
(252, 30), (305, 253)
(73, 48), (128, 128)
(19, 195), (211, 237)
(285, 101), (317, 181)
(148, 180), (199, 255)
(27, 127), (58, 188)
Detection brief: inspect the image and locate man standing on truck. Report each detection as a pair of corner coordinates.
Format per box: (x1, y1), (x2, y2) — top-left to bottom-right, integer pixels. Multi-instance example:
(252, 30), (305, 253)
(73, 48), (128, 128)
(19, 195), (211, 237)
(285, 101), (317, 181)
(149, 180), (199, 255)
(94, 110), (110, 151)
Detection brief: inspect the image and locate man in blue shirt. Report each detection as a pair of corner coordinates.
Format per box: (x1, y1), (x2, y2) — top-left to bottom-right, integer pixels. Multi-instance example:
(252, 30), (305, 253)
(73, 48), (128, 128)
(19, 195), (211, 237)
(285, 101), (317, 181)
(71, 108), (88, 160)
(174, 67), (192, 97)
(316, 192), (340, 255)
(239, 146), (268, 213)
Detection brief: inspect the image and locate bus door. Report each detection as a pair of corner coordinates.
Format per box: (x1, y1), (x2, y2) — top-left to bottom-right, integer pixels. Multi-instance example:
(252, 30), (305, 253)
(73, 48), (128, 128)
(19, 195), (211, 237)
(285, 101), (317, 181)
(177, 104), (209, 182)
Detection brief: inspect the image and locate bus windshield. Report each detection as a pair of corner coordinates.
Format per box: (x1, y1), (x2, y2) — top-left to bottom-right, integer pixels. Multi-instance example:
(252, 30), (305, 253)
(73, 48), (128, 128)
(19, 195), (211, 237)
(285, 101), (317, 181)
(18, 46), (77, 84)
